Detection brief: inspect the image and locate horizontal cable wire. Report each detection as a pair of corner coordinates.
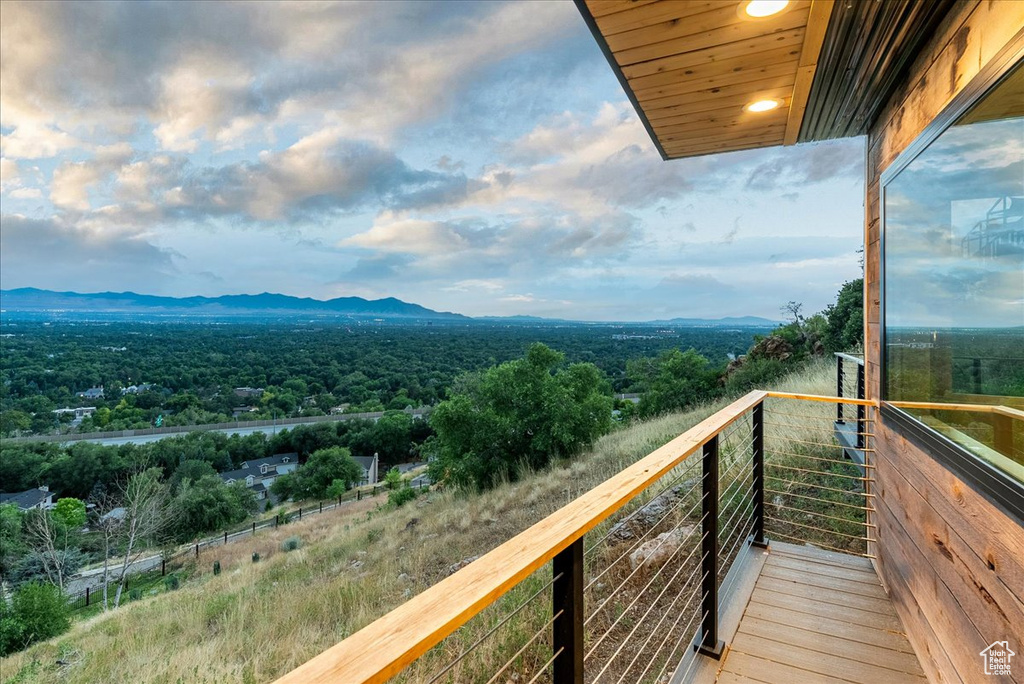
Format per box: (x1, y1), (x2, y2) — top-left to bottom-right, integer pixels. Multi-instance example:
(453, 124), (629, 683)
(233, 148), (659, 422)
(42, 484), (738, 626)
(585, 489), (703, 593)
(765, 450), (876, 469)
(769, 419), (875, 437)
(765, 515), (872, 542)
(427, 573), (561, 684)
(590, 557), (709, 683)
(769, 501), (875, 528)
(766, 409), (875, 423)
(585, 507), (706, 623)
(611, 581), (702, 684)
(765, 477), (875, 498)
(483, 610), (562, 684)
(766, 529), (874, 557)
(524, 647), (563, 684)
(584, 529), (708, 654)
(765, 488), (873, 511)
(639, 602), (704, 684)
(659, 607), (710, 684)
(766, 462), (871, 482)
(585, 460), (701, 557)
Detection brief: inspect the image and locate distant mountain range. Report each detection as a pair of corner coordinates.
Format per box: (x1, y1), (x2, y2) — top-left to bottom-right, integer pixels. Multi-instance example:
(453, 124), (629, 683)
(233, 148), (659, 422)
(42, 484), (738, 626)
(0, 288), (467, 321)
(0, 288), (779, 327)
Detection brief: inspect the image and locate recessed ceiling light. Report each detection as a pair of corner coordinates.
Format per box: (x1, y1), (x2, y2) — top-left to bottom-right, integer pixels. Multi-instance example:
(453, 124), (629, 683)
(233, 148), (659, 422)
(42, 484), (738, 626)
(746, 98), (782, 112)
(742, 0), (790, 18)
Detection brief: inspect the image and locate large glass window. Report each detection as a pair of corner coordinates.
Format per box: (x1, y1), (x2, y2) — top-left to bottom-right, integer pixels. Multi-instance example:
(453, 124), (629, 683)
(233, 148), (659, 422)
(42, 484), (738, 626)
(884, 61), (1024, 484)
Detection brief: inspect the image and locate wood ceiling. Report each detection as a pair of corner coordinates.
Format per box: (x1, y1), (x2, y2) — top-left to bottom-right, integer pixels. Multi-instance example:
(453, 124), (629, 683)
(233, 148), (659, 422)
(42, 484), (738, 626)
(578, 0), (833, 159)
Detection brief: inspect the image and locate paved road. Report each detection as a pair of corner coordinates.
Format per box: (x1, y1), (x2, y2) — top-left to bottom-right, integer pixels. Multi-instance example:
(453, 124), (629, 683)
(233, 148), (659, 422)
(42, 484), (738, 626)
(66, 555), (164, 595)
(84, 423), (295, 446)
(33, 409), (431, 446)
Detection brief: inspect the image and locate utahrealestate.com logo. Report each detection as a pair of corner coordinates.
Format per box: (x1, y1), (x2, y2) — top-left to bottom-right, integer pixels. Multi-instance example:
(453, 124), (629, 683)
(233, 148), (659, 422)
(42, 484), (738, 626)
(980, 641), (1015, 676)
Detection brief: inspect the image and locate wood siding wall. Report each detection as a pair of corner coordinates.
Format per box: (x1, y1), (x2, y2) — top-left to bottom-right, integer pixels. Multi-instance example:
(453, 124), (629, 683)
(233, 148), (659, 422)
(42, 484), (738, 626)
(864, 2), (1024, 682)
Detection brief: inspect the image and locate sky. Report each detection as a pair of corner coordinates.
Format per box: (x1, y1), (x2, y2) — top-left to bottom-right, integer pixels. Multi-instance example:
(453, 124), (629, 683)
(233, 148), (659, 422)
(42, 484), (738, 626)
(0, 0), (866, 321)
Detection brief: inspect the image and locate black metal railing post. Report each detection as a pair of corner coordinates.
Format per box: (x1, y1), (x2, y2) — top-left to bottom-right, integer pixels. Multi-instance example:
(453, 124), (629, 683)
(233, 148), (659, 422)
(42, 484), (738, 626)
(836, 356), (845, 423)
(751, 403), (768, 549)
(85, 586), (90, 607)
(552, 538), (584, 684)
(697, 435), (725, 659)
(856, 363), (866, 450)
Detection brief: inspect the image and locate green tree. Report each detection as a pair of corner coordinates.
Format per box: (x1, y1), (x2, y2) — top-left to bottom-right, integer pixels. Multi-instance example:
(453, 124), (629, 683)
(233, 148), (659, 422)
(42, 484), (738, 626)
(824, 278), (864, 352)
(0, 504), (26, 581)
(169, 459), (218, 494)
(428, 343), (612, 490)
(272, 447), (362, 501)
(170, 476), (256, 541)
(0, 410), (32, 436)
(325, 479), (348, 499)
(628, 349), (718, 418)
(52, 498), (87, 530)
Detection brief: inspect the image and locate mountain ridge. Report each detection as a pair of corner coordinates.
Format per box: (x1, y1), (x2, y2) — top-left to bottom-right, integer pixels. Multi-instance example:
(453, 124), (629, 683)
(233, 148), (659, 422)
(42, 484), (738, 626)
(0, 288), (779, 326)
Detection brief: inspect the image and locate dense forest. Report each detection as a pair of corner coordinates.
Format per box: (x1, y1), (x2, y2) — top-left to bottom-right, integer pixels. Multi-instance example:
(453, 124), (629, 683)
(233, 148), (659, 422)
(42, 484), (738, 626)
(0, 322), (765, 435)
(0, 281), (863, 655)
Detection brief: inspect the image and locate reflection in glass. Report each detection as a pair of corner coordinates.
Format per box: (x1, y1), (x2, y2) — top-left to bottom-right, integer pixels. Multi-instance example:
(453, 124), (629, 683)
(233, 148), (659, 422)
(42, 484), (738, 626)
(884, 61), (1024, 482)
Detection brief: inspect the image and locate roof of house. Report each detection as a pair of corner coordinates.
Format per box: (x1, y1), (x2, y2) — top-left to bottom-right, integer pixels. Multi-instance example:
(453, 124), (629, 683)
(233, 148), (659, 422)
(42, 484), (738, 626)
(0, 488), (52, 509)
(576, 0), (954, 159)
(352, 455), (377, 470)
(221, 453), (298, 482)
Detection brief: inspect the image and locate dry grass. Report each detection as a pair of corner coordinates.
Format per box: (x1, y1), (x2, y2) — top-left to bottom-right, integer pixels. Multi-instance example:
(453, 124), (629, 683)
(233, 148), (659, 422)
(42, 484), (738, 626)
(0, 358), (855, 684)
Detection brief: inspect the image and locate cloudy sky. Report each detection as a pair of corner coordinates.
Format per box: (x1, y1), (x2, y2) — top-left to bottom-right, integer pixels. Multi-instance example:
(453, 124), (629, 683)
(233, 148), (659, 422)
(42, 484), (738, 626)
(0, 0), (865, 320)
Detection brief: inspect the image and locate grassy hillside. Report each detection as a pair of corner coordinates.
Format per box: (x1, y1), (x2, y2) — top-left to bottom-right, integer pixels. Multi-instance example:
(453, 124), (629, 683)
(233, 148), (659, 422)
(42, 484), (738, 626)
(0, 359), (838, 684)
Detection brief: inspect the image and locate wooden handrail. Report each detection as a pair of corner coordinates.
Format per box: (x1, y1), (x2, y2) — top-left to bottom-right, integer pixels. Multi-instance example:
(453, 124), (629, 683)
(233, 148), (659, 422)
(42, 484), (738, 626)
(765, 390), (876, 407)
(888, 400), (1024, 421)
(272, 390), (767, 684)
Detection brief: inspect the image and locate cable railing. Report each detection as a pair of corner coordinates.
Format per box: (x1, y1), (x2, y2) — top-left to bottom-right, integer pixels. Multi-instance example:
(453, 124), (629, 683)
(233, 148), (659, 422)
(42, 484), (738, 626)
(273, 389), (875, 684)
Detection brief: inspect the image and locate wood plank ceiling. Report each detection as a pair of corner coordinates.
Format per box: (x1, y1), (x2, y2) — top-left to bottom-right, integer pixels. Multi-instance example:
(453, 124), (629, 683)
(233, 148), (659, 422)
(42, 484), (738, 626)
(577, 0), (833, 159)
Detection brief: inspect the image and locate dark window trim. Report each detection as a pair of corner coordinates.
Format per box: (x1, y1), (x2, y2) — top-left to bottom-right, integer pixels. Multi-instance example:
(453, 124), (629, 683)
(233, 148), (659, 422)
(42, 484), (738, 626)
(881, 405), (1024, 526)
(879, 33), (1024, 524)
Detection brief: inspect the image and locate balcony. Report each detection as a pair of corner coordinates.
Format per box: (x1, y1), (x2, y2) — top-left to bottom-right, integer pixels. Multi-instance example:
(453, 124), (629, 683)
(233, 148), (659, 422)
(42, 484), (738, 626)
(271, 388), (934, 684)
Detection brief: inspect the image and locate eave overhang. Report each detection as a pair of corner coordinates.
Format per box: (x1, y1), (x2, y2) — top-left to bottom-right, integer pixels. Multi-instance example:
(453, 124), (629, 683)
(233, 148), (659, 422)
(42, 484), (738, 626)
(577, 0), (955, 160)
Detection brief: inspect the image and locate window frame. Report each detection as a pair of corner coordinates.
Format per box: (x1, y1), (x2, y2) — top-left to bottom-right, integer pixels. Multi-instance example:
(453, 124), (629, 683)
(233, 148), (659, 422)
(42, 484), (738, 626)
(879, 36), (1024, 526)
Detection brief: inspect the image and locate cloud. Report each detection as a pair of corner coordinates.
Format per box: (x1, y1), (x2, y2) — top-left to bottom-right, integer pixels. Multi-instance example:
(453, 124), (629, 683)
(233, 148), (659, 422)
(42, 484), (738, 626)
(743, 139), (862, 190)
(0, 1), (580, 155)
(0, 214), (176, 291)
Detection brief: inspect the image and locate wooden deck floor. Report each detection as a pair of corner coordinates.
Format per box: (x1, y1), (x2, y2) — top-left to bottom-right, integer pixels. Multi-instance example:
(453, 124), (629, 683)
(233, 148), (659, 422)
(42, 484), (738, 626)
(712, 542), (927, 684)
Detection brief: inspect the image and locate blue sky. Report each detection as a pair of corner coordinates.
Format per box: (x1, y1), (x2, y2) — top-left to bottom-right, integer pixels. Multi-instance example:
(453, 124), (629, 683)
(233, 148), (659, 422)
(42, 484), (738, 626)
(0, 0), (865, 320)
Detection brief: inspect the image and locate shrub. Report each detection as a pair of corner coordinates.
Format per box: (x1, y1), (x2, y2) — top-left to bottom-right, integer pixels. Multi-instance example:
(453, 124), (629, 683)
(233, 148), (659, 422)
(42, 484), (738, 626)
(2, 582), (70, 655)
(388, 484), (418, 508)
(282, 536), (301, 552)
(163, 574), (180, 591)
(275, 510), (289, 526)
(0, 599), (26, 657)
(384, 467), (402, 490)
(128, 588), (143, 602)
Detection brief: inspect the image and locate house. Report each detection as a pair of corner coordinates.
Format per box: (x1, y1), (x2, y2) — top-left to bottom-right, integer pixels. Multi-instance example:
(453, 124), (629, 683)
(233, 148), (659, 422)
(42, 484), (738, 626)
(352, 453), (379, 486)
(233, 386), (264, 399)
(121, 383), (153, 395)
(278, 2), (1024, 683)
(220, 453), (299, 500)
(52, 406), (96, 425)
(75, 386), (104, 399)
(0, 486), (53, 511)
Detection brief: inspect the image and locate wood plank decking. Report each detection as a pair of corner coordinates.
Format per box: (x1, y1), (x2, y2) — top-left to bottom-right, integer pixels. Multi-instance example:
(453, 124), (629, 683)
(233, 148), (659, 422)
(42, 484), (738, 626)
(711, 542), (927, 684)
